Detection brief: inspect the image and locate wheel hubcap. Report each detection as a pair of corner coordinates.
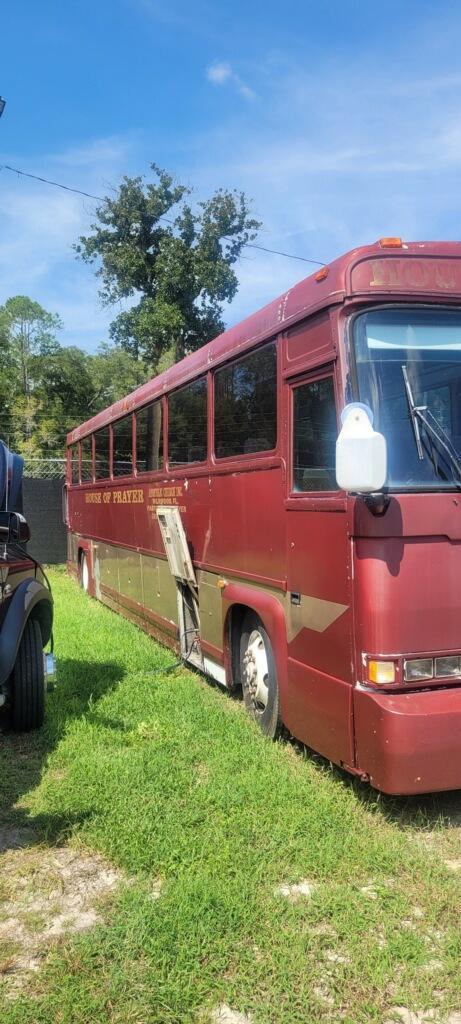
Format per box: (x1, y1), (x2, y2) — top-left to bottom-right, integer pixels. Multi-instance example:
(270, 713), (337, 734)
(243, 629), (269, 712)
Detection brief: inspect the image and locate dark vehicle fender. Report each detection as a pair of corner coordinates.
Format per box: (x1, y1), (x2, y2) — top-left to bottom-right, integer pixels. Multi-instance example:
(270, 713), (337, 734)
(0, 579), (52, 688)
(222, 584), (288, 715)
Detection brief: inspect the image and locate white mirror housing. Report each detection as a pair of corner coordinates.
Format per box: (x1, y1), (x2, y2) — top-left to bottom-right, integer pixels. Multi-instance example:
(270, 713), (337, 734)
(336, 403), (387, 493)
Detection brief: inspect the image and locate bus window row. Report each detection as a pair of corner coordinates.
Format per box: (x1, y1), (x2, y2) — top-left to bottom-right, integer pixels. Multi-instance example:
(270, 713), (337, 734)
(70, 342), (278, 483)
(69, 343), (338, 493)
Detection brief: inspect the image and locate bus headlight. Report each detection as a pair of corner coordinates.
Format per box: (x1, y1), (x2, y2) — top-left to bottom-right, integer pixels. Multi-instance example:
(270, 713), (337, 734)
(404, 658), (433, 682)
(434, 656), (461, 678)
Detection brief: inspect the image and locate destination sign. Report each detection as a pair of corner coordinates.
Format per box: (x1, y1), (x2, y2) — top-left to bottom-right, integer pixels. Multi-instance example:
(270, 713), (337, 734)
(351, 257), (461, 295)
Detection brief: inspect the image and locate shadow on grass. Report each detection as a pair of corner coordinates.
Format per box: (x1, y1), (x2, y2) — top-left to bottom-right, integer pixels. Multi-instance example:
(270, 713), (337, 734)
(0, 658), (125, 852)
(352, 779), (461, 833)
(285, 735), (461, 834)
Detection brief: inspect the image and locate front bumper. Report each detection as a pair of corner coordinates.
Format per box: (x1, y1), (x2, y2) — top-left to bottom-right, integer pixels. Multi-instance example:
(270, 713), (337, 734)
(354, 685), (461, 795)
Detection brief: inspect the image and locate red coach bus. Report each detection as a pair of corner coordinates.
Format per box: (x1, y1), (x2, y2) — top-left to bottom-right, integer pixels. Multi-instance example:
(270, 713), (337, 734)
(66, 239), (461, 795)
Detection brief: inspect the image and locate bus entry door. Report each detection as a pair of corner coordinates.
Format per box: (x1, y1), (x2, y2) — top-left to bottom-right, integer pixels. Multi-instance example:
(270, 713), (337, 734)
(284, 369), (354, 769)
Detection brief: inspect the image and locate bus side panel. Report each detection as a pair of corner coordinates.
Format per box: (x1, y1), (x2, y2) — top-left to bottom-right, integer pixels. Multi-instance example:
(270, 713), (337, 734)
(96, 544), (178, 629)
(141, 552), (178, 626)
(97, 541), (119, 593)
(207, 466), (286, 584)
(284, 658), (354, 767)
(285, 506), (355, 768)
(117, 547), (143, 605)
(197, 569), (225, 654)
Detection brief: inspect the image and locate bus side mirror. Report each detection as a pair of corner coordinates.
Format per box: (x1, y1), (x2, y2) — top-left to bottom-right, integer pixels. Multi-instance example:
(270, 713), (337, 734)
(336, 403), (387, 493)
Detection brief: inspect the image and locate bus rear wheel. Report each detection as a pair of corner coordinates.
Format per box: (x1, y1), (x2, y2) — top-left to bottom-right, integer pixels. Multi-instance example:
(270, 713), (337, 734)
(80, 552), (89, 593)
(239, 612), (283, 739)
(12, 618), (45, 732)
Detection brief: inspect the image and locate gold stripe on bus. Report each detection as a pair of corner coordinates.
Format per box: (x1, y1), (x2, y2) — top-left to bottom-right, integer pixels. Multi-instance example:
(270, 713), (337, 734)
(90, 540), (347, 645)
(287, 595), (348, 640)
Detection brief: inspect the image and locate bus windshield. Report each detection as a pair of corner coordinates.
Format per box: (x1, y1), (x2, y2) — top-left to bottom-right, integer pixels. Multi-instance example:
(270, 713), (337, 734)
(353, 307), (461, 491)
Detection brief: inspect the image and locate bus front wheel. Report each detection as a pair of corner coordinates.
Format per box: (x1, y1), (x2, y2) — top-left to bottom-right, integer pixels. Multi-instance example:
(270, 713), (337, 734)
(239, 612), (283, 739)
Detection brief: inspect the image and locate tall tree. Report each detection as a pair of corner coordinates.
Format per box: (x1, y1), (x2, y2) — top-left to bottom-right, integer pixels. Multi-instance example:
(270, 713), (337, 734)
(75, 164), (261, 368)
(90, 343), (146, 408)
(0, 311), (15, 443)
(0, 295), (148, 459)
(0, 296), (62, 399)
(0, 296), (63, 452)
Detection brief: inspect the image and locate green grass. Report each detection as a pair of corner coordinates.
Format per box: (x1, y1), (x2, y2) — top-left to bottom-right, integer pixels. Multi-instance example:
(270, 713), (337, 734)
(0, 567), (460, 1022)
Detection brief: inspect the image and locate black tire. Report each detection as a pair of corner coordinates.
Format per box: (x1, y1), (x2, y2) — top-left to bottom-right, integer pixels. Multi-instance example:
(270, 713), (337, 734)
(11, 618), (45, 732)
(239, 611), (284, 739)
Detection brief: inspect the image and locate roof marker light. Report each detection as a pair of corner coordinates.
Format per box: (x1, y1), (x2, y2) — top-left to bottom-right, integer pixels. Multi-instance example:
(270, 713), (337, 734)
(378, 237), (403, 248)
(315, 267), (329, 282)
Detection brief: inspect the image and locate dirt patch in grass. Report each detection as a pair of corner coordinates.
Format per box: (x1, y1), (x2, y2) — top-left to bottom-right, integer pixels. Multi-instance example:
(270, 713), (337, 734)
(385, 1009), (461, 1024)
(273, 879), (315, 900)
(211, 1006), (253, 1024)
(0, 840), (121, 997)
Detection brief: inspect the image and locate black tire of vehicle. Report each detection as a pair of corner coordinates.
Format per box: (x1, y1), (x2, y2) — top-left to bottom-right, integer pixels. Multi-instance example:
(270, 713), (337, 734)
(239, 611), (284, 739)
(11, 618), (45, 732)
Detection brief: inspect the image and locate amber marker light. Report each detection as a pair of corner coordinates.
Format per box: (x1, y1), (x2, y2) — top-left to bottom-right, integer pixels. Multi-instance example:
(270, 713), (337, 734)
(368, 660), (396, 685)
(378, 237), (403, 248)
(315, 267), (329, 282)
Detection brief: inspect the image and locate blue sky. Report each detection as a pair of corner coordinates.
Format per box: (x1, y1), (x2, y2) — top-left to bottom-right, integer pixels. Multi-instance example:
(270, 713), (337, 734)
(1, 0), (461, 351)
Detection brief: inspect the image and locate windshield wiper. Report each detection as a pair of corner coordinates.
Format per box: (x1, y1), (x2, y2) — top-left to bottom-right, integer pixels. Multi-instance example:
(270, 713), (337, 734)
(401, 364), (461, 487)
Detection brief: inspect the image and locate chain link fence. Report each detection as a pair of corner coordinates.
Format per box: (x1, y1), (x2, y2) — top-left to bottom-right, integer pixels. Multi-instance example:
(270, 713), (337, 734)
(22, 457), (66, 480)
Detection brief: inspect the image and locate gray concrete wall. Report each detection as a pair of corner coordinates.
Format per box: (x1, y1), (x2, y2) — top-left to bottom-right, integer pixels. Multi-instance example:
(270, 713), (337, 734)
(22, 478), (67, 565)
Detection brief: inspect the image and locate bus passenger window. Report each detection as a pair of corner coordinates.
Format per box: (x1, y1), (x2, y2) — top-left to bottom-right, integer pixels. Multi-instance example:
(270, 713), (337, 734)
(113, 416), (133, 478)
(80, 436), (93, 482)
(137, 401), (163, 473)
(214, 343), (277, 458)
(168, 378), (207, 466)
(95, 427), (110, 480)
(70, 445), (79, 484)
(293, 377), (337, 492)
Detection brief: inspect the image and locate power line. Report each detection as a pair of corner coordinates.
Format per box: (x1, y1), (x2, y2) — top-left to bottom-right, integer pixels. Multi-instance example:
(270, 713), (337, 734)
(1, 164), (104, 203)
(0, 162), (326, 267)
(243, 241), (322, 263)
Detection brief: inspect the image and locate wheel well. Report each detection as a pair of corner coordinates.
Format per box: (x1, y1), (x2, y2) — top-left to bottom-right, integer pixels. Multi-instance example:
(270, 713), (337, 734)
(227, 603), (252, 692)
(29, 600), (52, 647)
(78, 547), (89, 578)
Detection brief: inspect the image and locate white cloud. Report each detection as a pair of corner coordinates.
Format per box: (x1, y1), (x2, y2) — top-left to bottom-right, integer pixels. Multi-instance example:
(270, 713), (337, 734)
(206, 61), (256, 100)
(207, 61), (232, 85)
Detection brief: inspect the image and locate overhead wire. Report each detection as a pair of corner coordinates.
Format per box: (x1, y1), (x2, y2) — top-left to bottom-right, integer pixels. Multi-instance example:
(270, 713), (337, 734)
(0, 163), (326, 267)
(0, 162), (327, 450)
